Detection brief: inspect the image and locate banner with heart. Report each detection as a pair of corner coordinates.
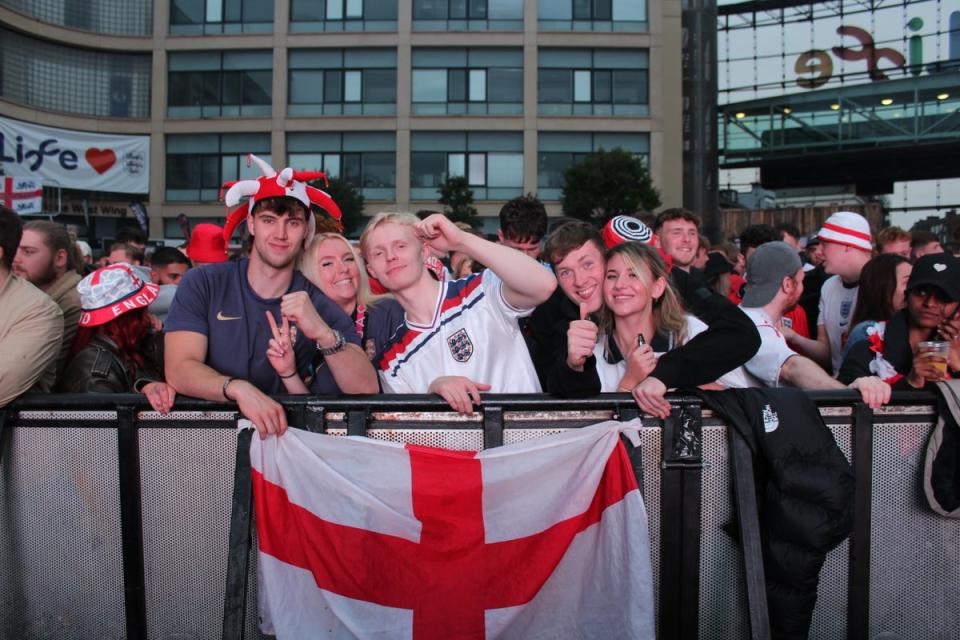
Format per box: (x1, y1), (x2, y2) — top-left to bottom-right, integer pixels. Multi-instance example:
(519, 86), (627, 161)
(0, 115), (149, 194)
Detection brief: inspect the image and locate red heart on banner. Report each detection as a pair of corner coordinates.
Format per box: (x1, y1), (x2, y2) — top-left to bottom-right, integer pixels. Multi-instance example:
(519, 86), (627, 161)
(85, 148), (117, 174)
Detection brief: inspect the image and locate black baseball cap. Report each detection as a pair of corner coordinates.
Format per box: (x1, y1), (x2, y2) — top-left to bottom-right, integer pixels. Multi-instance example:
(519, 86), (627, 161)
(907, 253), (960, 302)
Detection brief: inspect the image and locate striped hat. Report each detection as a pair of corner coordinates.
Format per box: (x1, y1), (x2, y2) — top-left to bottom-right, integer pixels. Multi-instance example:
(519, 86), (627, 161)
(602, 215), (654, 248)
(817, 211), (872, 252)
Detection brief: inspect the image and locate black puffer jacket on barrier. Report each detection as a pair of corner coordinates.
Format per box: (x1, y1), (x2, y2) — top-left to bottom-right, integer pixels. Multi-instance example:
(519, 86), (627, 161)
(698, 388), (855, 640)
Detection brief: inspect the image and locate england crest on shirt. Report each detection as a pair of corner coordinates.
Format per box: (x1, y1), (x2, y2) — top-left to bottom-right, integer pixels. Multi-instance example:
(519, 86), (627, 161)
(840, 299), (853, 319)
(447, 328), (474, 363)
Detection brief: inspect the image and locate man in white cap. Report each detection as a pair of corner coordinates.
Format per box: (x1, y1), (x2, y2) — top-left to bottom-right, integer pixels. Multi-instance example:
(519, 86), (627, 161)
(738, 242), (889, 408)
(783, 211), (873, 375)
(164, 157), (377, 438)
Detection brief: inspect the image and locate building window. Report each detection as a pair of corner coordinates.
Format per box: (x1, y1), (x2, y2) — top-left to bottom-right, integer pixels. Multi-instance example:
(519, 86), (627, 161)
(170, 0), (273, 34)
(168, 51), (272, 118)
(289, 0), (397, 32)
(537, 132), (649, 200)
(0, 0), (153, 35)
(166, 133), (270, 202)
(288, 132), (396, 200)
(410, 131), (522, 201)
(538, 48), (648, 116)
(288, 49), (396, 116)
(412, 0), (522, 31)
(539, 0), (647, 32)
(411, 48), (522, 115)
(0, 26), (151, 118)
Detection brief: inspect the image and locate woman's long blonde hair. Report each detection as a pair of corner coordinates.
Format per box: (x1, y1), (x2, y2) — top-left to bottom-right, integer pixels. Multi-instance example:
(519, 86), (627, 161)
(299, 232), (387, 309)
(600, 242), (688, 350)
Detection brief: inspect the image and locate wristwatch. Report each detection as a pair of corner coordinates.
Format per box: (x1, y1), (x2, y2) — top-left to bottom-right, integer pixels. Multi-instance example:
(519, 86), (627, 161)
(316, 329), (346, 357)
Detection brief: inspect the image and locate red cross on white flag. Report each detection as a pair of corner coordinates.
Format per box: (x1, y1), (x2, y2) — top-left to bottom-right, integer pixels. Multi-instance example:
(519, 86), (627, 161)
(0, 176), (42, 214)
(250, 420), (655, 639)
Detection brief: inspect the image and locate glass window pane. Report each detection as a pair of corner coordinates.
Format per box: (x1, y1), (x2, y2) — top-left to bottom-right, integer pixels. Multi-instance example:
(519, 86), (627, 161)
(324, 154), (341, 178)
(242, 0), (273, 21)
(468, 69), (486, 102)
(538, 152), (571, 188)
(288, 153), (325, 171)
(411, 152), (447, 187)
(612, 70), (646, 104)
(365, 0), (398, 19)
(344, 71), (362, 102)
(594, 0), (612, 20)
(537, 0), (570, 20)
(243, 70), (272, 104)
(412, 69), (447, 102)
(468, 153), (485, 185)
(362, 69), (396, 103)
(342, 153), (362, 184)
(593, 70), (611, 103)
(222, 72), (241, 104)
(489, 0), (522, 19)
(469, 0), (487, 19)
(448, 153), (465, 178)
(487, 152), (522, 187)
(346, 0), (362, 17)
(538, 69), (571, 103)
(413, 0), (446, 19)
(324, 71), (342, 102)
(362, 153), (395, 187)
(223, 0), (241, 21)
(326, 0), (343, 19)
(450, 0), (467, 19)
(448, 69), (467, 102)
(202, 72), (220, 104)
(612, 0), (646, 21)
(573, 0), (591, 19)
(290, 70), (324, 103)
(574, 70), (591, 102)
(206, 0), (223, 22)
(291, 0), (324, 21)
(171, 0), (205, 25)
(488, 68), (521, 102)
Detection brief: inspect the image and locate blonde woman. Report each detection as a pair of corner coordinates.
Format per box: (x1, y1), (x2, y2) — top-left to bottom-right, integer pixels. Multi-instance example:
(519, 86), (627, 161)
(562, 242), (749, 399)
(267, 232), (404, 393)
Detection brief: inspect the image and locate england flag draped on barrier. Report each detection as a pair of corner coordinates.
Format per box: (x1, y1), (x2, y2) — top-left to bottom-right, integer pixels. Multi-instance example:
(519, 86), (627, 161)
(250, 420), (655, 639)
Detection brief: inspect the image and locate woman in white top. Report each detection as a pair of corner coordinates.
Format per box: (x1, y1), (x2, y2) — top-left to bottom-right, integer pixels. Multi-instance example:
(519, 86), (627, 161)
(566, 241), (750, 394)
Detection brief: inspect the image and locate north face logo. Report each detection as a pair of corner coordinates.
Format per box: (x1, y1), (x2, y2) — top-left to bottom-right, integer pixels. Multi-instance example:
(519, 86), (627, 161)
(447, 328), (474, 363)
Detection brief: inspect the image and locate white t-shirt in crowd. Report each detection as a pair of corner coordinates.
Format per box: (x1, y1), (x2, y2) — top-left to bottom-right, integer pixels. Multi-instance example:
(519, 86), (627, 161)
(378, 269), (541, 393)
(739, 306), (799, 387)
(592, 315), (753, 391)
(818, 275), (859, 375)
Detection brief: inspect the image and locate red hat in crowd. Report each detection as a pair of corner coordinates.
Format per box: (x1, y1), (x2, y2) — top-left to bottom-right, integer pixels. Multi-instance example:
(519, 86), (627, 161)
(221, 154), (343, 246)
(186, 223), (228, 264)
(601, 215), (673, 271)
(817, 211), (873, 252)
(77, 263), (159, 327)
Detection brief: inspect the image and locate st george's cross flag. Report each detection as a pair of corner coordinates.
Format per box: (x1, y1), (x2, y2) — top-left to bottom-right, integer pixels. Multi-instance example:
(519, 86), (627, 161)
(0, 176), (42, 214)
(249, 419), (655, 639)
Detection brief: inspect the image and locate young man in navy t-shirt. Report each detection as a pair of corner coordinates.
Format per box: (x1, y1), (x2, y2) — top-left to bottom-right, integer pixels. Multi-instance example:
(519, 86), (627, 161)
(164, 162), (377, 438)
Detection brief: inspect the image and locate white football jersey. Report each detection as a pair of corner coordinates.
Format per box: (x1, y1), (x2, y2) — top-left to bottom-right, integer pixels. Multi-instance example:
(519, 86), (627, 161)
(378, 270), (542, 393)
(818, 275), (859, 375)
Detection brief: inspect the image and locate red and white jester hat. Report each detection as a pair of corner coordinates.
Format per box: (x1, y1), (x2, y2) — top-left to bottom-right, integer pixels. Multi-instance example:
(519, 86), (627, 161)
(221, 154), (343, 246)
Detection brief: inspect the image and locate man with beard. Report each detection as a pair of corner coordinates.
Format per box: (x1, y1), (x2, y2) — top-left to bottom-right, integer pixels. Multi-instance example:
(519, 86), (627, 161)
(738, 242), (889, 408)
(14, 220), (82, 378)
(839, 252), (960, 389)
(164, 161), (377, 438)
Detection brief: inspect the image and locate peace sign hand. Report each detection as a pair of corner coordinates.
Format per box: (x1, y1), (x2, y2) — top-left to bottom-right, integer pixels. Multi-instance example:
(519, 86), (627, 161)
(266, 311), (297, 379)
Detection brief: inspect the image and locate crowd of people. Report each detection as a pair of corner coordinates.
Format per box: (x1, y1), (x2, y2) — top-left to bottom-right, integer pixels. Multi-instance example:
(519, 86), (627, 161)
(2, 157), (959, 438)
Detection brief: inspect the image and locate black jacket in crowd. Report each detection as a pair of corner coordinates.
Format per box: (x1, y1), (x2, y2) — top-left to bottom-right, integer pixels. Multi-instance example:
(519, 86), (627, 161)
(838, 310), (923, 390)
(527, 267), (761, 395)
(699, 387), (855, 640)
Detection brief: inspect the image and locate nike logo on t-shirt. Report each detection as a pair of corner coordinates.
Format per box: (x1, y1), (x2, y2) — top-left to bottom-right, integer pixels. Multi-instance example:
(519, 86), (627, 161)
(217, 311), (242, 321)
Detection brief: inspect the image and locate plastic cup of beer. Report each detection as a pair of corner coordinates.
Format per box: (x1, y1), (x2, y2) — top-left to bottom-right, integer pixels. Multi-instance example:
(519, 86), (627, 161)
(918, 341), (950, 375)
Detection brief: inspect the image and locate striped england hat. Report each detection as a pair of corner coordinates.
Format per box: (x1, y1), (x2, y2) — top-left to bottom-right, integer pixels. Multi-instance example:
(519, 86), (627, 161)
(817, 211), (872, 252)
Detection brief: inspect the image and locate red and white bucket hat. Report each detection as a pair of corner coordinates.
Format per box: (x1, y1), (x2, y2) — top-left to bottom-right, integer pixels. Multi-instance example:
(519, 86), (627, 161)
(77, 263), (160, 327)
(221, 154), (343, 247)
(817, 211), (873, 252)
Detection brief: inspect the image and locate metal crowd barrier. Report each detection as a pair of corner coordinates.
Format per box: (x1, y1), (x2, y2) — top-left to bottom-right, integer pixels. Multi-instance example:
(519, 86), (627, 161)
(0, 390), (956, 640)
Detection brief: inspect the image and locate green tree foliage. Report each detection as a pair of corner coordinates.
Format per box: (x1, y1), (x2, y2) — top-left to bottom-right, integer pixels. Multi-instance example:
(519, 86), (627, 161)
(560, 148), (661, 224)
(438, 176), (478, 224)
(311, 177), (365, 235)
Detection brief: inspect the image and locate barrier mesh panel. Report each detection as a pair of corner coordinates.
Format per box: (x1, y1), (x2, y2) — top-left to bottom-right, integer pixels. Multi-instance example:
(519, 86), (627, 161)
(139, 421), (265, 640)
(0, 422), (125, 639)
(638, 426), (661, 635)
(699, 424), (749, 640)
(870, 418), (960, 639)
(809, 423), (852, 639)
